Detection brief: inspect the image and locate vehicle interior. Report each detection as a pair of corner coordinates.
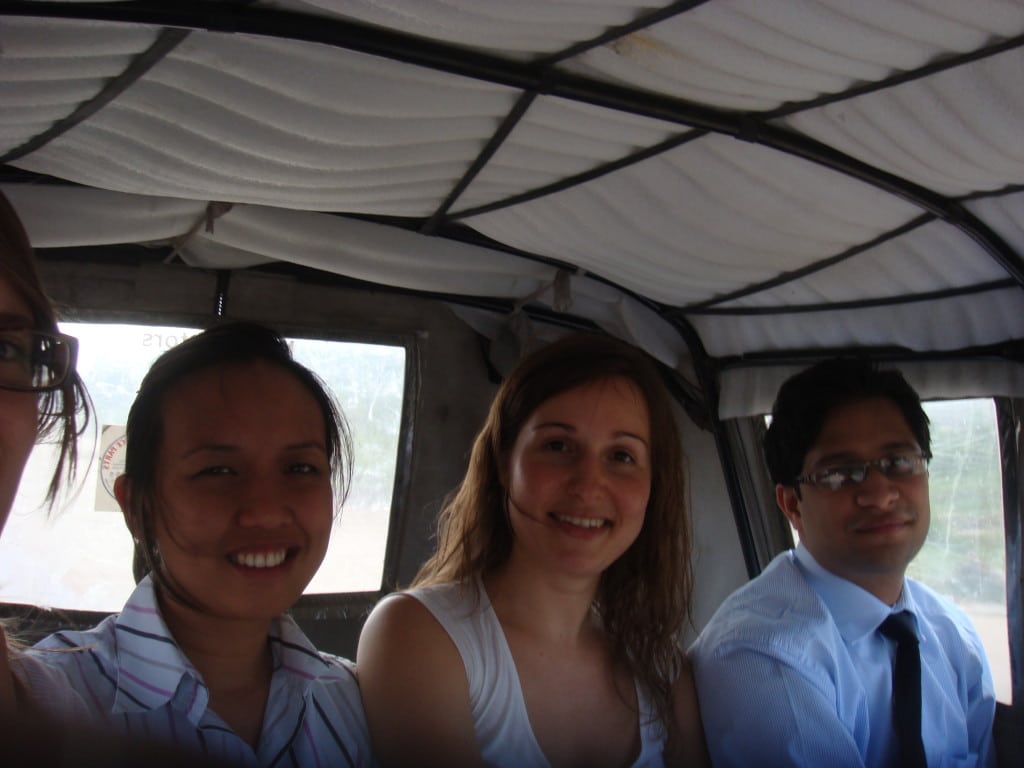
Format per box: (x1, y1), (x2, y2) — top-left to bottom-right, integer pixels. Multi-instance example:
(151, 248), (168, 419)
(0, 1), (1021, 763)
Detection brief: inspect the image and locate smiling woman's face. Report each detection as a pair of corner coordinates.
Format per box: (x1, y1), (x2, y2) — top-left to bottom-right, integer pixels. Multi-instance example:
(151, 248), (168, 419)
(503, 375), (651, 580)
(145, 360), (334, 621)
(0, 274), (39, 535)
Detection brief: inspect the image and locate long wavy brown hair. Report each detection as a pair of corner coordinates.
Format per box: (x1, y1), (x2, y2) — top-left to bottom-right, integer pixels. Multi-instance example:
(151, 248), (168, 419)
(414, 332), (693, 729)
(0, 191), (92, 505)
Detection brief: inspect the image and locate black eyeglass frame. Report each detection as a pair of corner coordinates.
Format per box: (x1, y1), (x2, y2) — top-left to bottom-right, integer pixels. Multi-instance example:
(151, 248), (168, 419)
(0, 330), (79, 393)
(795, 453), (930, 492)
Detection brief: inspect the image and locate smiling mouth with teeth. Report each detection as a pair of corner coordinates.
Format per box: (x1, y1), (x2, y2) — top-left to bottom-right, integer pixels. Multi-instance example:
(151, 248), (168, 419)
(230, 550), (290, 569)
(552, 514), (608, 529)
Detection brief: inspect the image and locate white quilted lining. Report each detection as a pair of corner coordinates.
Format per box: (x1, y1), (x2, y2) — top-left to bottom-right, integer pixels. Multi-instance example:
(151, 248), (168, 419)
(0, 1), (1022, 415)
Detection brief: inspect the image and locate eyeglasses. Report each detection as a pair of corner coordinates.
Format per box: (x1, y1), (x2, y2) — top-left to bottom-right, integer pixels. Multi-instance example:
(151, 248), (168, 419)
(796, 453), (929, 492)
(0, 330), (78, 392)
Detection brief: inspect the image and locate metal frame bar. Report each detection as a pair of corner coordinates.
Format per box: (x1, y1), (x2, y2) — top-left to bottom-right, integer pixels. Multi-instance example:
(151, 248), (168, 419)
(997, 399), (1024, 706)
(684, 279), (1018, 316)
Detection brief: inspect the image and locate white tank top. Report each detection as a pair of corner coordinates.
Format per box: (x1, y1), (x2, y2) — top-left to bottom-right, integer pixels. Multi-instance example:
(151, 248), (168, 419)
(406, 580), (668, 767)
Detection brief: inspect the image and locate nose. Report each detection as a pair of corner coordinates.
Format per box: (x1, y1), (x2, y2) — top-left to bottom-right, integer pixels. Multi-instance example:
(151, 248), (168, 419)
(853, 465), (900, 508)
(236, 476), (293, 528)
(568, 453), (605, 500)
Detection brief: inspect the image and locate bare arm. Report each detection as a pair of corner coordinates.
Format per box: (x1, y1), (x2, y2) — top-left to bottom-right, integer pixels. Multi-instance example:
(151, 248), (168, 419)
(357, 594), (484, 768)
(663, 657), (710, 768)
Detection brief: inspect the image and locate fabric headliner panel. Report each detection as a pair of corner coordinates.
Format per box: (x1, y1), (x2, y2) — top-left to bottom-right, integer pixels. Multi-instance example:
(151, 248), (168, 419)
(2, 184), (207, 247)
(691, 286), (1024, 358)
(0, 17), (160, 151)
(447, 271), (694, 374)
(719, 219), (1008, 308)
(465, 133), (921, 305)
(3, 180), (695, 372)
(269, 0), (653, 55)
(10, 28), (523, 215)
(719, 357), (1024, 420)
(458, 96), (682, 212)
(0, 2), (1022, 407)
(564, 0), (1024, 111)
(966, 191), (1024, 255)
(2, 184), (554, 296)
(784, 48), (1024, 196)
(183, 204), (558, 298)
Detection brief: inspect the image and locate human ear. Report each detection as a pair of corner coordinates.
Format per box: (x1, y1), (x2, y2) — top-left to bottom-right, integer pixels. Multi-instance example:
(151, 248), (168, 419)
(113, 475), (138, 538)
(776, 484), (803, 533)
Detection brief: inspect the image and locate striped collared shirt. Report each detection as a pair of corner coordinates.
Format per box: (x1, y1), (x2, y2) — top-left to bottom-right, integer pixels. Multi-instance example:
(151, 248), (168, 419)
(33, 576), (375, 767)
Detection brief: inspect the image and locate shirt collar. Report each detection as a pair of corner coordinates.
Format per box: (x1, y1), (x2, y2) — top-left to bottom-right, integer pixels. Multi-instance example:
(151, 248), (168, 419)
(889, 585), (923, 639)
(113, 579), (345, 720)
(793, 544), (903, 643)
(268, 612), (340, 691)
(112, 575), (208, 722)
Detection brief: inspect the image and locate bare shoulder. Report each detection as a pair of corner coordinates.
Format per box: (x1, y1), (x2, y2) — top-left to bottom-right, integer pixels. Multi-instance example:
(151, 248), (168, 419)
(357, 591), (483, 768)
(360, 591), (440, 640)
(664, 657), (711, 768)
(358, 591), (467, 693)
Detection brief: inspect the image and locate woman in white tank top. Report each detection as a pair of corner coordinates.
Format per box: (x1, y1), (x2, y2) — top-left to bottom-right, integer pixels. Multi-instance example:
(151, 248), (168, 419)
(358, 333), (709, 768)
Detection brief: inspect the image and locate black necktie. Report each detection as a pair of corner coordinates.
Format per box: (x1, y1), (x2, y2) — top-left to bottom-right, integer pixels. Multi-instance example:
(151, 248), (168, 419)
(879, 611), (927, 768)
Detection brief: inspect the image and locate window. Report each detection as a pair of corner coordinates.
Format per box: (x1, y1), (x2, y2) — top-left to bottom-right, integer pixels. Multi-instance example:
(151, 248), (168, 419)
(909, 399), (1010, 704)
(0, 322), (406, 612)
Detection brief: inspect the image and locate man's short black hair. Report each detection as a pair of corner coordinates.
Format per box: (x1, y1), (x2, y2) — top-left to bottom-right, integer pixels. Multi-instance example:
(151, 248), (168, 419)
(763, 357), (931, 488)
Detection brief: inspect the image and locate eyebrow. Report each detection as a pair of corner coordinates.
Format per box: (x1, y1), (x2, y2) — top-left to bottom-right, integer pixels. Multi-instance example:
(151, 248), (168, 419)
(532, 421), (650, 446)
(811, 441), (921, 467)
(0, 312), (33, 329)
(179, 440), (327, 460)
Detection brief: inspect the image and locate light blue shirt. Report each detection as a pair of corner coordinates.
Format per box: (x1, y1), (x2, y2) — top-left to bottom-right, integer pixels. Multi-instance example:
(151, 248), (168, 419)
(31, 576), (375, 767)
(689, 546), (996, 768)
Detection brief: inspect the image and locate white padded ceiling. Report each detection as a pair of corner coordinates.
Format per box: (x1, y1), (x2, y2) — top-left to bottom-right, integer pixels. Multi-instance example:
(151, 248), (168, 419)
(1, 0), (1022, 415)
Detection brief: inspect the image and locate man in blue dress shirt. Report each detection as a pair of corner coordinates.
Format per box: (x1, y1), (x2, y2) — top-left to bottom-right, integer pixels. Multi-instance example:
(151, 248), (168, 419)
(690, 358), (996, 768)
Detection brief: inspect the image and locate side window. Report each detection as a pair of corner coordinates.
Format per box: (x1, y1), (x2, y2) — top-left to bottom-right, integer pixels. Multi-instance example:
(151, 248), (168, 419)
(0, 322), (406, 612)
(910, 399), (1010, 704)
